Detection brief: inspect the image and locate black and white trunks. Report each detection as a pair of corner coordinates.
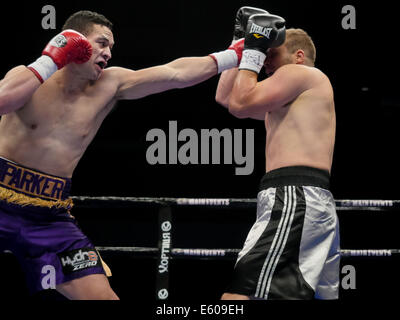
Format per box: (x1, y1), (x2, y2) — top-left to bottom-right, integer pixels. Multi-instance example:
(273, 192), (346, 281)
(226, 166), (340, 300)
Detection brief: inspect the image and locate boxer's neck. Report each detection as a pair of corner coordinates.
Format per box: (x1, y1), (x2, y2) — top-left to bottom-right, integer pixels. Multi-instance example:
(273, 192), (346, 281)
(53, 68), (91, 95)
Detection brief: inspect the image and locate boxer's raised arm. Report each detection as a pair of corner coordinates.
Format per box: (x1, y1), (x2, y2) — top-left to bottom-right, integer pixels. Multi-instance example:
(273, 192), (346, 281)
(215, 68), (239, 108)
(216, 6), (268, 110)
(228, 12), (286, 120)
(229, 65), (311, 119)
(0, 66), (42, 115)
(0, 30), (92, 115)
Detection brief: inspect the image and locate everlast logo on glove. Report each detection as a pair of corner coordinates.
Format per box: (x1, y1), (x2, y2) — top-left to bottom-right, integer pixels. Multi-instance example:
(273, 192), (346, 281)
(58, 248), (100, 274)
(249, 23), (273, 39)
(239, 13), (286, 74)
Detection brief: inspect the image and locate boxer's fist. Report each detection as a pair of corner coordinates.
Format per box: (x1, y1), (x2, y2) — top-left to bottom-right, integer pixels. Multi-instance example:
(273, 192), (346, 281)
(228, 38), (245, 63)
(43, 30), (92, 69)
(233, 6), (269, 40)
(239, 13), (286, 74)
(244, 13), (286, 53)
(209, 39), (244, 74)
(28, 29), (93, 83)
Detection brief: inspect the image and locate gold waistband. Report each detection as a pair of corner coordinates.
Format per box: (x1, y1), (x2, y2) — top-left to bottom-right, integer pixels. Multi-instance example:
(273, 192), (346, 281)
(0, 159), (70, 201)
(0, 186), (73, 210)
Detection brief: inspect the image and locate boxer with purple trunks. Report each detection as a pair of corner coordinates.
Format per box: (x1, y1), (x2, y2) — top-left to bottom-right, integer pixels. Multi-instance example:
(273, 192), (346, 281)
(0, 10), (243, 299)
(0, 156), (110, 294)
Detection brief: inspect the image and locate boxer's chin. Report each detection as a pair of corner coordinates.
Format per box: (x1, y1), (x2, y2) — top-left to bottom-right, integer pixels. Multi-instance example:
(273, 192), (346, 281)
(89, 65), (103, 81)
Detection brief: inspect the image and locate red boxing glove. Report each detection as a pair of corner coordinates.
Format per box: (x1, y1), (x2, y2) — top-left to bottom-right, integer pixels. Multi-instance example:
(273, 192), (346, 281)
(28, 29), (92, 83)
(210, 38), (244, 74)
(228, 38), (244, 64)
(43, 29), (92, 68)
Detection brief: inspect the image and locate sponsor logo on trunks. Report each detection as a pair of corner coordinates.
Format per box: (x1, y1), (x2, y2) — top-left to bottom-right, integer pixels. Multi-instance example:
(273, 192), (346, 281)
(0, 161), (66, 200)
(249, 23), (273, 39)
(58, 248), (100, 274)
(146, 121), (254, 175)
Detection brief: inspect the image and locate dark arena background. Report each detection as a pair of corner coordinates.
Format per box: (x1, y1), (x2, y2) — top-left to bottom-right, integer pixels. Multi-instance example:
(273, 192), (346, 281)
(0, 0), (399, 315)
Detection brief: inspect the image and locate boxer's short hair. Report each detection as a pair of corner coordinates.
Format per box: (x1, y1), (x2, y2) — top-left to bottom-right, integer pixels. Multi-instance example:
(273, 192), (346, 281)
(62, 10), (113, 36)
(285, 29), (316, 65)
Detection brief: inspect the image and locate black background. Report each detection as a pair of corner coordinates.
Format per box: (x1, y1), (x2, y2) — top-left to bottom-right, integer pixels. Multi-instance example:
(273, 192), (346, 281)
(0, 0), (399, 307)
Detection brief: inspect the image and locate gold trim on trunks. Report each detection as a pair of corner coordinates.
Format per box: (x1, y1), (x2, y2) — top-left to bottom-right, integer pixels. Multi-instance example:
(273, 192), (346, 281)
(0, 186), (73, 210)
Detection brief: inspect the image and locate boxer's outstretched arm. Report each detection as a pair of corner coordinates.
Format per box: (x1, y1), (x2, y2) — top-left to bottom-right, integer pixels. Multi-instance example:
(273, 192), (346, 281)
(114, 56), (218, 100)
(114, 39), (244, 101)
(0, 66), (42, 115)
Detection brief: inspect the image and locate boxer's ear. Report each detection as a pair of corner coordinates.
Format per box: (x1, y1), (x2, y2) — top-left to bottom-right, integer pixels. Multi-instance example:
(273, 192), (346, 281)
(294, 49), (305, 64)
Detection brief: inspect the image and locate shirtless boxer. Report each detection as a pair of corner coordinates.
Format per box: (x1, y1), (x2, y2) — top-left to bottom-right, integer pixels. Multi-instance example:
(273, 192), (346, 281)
(0, 10), (243, 300)
(215, 8), (340, 299)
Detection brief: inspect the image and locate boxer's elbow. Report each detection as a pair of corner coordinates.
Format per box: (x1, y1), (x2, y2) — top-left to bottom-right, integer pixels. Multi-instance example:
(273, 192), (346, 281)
(229, 107), (249, 119)
(228, 97), (250, 119)
(171, 70), (187, 89)
(215, 91), (229, 109)
(0, 92), (10, 115)
(0, 93), (23, 115)
(170, 72), (194, 89)
(229, 90), (258, 118)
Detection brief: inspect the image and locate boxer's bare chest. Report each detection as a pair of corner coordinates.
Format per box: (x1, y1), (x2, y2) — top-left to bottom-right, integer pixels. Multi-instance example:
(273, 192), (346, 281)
(16, 79), (116, 140)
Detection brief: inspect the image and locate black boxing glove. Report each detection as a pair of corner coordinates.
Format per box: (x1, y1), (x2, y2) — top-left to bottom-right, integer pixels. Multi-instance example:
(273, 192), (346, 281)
(233, 6), (269, 41)
(239, 13), (286, 74)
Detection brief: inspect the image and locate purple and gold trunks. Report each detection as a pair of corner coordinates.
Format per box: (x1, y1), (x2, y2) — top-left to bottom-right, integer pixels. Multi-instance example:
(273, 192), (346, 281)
(0, 157), (111, 294)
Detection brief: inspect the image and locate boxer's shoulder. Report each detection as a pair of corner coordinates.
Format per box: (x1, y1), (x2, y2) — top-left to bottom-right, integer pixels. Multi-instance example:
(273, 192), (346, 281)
(276, 64), (323, 77)
(95, 66), (134, 88)
(275, 64), (331, 90)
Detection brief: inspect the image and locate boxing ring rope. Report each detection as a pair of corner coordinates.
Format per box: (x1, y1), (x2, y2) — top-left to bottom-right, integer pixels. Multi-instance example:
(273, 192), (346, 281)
(71, 195), (400, 257)
(72, 196), (398, 211)
(95, 246), (400, 257)
(70, 196), (399, 299)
